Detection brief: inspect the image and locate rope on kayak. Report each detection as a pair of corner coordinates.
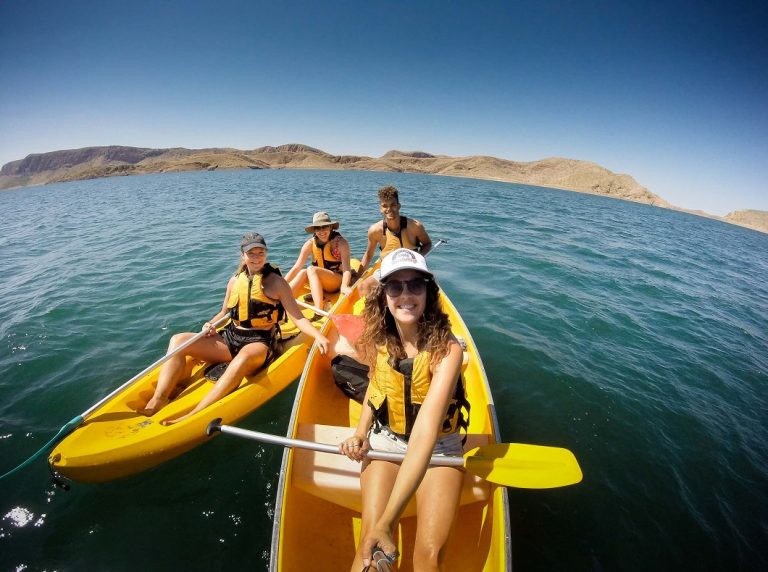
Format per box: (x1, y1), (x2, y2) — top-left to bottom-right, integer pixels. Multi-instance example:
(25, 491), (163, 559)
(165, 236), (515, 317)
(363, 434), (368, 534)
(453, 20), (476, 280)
(0, 415), (83, 481)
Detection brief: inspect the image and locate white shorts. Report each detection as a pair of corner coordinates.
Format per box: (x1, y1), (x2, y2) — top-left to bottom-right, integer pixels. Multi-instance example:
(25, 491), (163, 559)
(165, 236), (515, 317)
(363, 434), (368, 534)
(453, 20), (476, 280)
(368, 426), (464, 457)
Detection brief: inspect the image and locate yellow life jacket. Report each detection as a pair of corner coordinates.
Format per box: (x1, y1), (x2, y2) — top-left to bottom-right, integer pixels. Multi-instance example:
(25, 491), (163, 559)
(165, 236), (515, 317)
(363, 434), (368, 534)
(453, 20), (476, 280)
(226, 264), (282, 329)
(311, 231), (343, 273)
(367, 346), (469, 439)
(380, 216), (419, 257)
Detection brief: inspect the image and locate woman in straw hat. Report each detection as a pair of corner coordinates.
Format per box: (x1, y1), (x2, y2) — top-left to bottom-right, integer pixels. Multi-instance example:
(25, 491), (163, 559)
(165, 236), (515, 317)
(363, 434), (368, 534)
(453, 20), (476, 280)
(285, 211), (354, 316)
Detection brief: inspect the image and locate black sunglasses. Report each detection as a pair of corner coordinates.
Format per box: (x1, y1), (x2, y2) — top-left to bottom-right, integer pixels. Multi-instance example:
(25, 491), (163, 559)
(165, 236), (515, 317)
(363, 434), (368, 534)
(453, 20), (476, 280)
(381, 277), (430, 297)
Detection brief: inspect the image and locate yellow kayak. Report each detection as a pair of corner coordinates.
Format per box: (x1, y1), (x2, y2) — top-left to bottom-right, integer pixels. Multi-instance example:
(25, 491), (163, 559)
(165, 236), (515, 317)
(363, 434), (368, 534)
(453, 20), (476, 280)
(48, 278), (352, 484)
(270, 283), (511, 570)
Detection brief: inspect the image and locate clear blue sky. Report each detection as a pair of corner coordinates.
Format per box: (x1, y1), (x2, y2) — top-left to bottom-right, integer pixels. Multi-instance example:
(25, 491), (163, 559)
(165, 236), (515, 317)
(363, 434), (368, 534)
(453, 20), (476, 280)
(1, 0), (766, 215)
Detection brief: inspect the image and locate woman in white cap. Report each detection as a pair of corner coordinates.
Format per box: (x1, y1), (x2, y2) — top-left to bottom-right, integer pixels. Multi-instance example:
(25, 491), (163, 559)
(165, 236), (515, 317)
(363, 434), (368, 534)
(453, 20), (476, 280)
(138, 231), (330, 423)
(285, 211), (353, 316)
(338, 248), (468, 572)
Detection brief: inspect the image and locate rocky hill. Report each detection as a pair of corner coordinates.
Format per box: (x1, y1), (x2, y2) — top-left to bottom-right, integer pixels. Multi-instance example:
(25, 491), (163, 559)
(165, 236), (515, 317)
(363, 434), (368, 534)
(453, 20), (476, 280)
(723, 210), (768, 233)
(1, 144), (765, 233)
(0, 144), (663, 202)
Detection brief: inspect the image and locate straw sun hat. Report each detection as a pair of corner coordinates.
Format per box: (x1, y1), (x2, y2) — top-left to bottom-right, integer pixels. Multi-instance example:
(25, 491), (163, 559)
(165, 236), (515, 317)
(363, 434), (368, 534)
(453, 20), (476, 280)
(305, 211), (340, 233)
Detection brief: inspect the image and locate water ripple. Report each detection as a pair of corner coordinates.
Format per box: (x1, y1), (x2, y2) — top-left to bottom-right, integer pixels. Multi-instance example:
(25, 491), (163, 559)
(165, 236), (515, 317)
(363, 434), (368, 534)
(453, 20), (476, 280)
(0, 170), (766, 571)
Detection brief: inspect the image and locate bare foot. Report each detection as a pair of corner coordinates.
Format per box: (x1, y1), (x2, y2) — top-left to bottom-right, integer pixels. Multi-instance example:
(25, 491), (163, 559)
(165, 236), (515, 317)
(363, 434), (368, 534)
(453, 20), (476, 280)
(160, 411), (192, 426)
(138, 395), (169, 416)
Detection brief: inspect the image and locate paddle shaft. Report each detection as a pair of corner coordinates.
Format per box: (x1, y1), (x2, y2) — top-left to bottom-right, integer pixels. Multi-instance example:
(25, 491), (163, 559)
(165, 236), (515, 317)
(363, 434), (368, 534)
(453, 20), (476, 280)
(296, 299), (330, 316)
(80, 315), (229, 418)
(208, 421), (463, 467)
(207, 420), (583, 489)
(427, 238), (447, 254)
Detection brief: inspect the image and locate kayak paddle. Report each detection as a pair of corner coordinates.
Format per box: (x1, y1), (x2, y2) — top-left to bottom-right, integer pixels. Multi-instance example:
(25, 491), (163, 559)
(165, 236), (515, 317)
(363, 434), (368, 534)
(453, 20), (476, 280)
(206, 419), (582, 489)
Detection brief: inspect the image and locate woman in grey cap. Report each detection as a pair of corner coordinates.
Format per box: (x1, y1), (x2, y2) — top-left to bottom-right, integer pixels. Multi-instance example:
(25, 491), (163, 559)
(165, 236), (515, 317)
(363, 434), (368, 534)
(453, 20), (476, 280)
(139, 231), (330, 423)
(284, 211), (353, 316)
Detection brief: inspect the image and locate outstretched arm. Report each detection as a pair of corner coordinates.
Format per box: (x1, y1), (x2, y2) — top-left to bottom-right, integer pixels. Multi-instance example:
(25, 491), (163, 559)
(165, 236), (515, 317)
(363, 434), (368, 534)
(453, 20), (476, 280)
(268, 274), (330, 354)
(202, 275), (237, 336)
(358, 340), (463, 565)
(338, 237), (354, 295)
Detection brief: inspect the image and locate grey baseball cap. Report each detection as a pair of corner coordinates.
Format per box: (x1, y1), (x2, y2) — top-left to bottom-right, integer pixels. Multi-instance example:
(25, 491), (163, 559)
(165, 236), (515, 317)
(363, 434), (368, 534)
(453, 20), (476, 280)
(240, 232), (267, 252)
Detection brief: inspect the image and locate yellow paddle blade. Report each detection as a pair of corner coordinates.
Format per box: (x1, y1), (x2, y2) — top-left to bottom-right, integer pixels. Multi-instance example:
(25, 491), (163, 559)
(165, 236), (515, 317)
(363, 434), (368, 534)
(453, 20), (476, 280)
(464, 443), (583, 489)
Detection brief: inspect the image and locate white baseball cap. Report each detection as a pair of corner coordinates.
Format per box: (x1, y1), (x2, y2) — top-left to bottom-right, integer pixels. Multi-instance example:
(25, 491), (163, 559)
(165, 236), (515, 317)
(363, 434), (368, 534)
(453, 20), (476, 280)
(380, 248), (433, 281)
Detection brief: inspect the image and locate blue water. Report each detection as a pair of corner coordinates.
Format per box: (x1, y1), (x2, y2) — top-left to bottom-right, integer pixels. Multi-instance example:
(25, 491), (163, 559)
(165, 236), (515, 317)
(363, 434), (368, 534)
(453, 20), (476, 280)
(1, 169), (766, 571)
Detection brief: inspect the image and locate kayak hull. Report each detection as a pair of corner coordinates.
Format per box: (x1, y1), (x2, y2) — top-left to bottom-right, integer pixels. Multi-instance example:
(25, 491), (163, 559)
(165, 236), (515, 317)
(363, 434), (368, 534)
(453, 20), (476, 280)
(270, 280), (511, 571)
(48, 275), (353, 484)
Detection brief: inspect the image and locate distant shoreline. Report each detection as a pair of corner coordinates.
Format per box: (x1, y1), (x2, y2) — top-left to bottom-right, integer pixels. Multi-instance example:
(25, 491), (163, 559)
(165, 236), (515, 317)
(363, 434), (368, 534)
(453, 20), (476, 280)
(2, 144), (766, 234)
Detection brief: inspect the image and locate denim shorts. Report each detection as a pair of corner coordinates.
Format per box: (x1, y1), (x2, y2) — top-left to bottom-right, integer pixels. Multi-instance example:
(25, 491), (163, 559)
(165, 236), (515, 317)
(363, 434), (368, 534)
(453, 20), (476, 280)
(368, 425), (464, 457)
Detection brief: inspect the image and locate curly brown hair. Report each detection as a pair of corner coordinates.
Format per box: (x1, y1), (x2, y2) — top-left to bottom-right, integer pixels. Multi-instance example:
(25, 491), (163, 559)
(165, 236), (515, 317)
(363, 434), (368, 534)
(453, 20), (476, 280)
(377, 185), (400, 204)
(357, 277), (453, 367)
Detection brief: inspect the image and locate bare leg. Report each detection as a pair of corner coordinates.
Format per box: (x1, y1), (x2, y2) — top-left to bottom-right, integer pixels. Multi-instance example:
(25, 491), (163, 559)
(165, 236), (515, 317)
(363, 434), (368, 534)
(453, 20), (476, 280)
(306, 266), (342, 312)
(161, 341), (269, 425)
(350, 459), (399, 572)
(412, 466), (464, 571)
(139, 332), (231, 415)
(288, 268), (308, 297)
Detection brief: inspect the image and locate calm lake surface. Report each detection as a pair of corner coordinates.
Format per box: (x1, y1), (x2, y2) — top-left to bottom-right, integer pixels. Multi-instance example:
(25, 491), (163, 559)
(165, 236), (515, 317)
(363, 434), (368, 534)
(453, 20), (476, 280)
(1, 169), (766, 571)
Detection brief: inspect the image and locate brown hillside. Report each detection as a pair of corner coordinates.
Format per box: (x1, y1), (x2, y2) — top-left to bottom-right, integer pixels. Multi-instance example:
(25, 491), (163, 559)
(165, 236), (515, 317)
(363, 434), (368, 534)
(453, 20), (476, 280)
(1, 144), (764, 233)
(724, 210), (768, 234)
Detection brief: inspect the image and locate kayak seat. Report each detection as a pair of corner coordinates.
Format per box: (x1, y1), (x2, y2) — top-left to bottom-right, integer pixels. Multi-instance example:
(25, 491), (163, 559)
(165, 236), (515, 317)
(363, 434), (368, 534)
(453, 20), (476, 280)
(292, 424), (491, 517)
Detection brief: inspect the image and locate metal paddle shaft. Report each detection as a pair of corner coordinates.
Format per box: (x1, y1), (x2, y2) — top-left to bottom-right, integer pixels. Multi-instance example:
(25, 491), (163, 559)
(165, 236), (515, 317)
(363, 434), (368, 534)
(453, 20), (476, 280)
(80, 315), (229, 418)
(206, 420), (583, 488)
(207, 420), (462, 466)
(295, 299), (330, 316)
(427, 238), (447, 254)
